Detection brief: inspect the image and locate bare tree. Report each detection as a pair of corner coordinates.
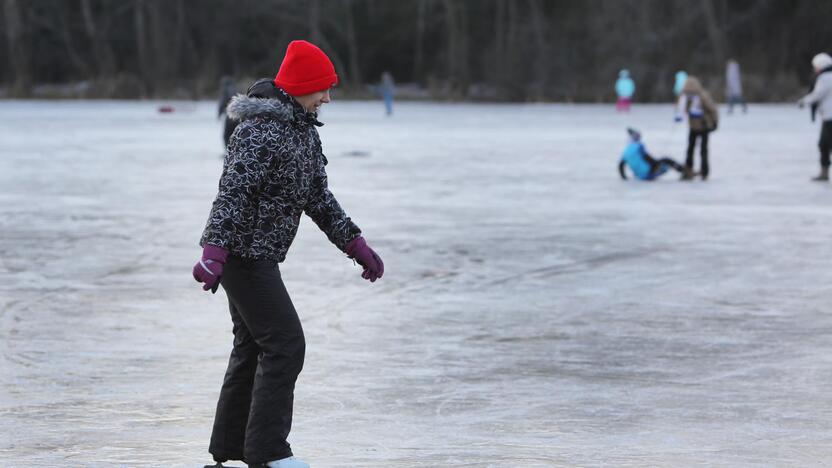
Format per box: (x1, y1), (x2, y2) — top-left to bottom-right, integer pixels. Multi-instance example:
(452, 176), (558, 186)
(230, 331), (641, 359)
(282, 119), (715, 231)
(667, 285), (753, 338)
(527, 0), (548, 101)
(441, 0), (470, 96)
(701, 0), (726, 71)
(133, 0), (151, 95)
(80, 0), (117, 77)
(2, 0), (830, 101)
(3, 0), (30, 95)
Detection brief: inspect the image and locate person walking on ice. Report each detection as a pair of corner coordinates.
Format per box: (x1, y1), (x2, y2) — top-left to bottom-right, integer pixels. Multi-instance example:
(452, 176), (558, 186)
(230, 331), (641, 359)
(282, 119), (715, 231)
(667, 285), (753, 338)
(619, 128), (692, 181)
(673, 70), (688, 97)
(675, 76), (718, 180)
(725, 59), (747, 114)
(193, 40), (385, 468)
(798, 52), (832, 181)
(615, 69), (635, 112)
(380, 71), (395, 116)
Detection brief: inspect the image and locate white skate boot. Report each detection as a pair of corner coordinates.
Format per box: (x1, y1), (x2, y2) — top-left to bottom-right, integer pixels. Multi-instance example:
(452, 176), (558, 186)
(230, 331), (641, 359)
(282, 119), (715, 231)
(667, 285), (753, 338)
(266, 456), (310, 468)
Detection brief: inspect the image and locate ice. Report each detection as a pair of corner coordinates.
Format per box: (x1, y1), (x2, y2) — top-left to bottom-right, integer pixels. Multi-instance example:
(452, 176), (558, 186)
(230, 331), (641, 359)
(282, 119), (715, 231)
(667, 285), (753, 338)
(2, 100), (832, 467)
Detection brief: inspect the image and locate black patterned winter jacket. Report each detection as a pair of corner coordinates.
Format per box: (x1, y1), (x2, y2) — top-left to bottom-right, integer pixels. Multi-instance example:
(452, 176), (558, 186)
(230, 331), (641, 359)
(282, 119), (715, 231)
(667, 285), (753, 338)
(199, 88), (361, 262)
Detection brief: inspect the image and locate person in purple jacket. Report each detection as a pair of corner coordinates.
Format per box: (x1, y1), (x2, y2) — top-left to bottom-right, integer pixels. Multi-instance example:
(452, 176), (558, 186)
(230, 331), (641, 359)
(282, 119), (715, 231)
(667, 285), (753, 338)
(193, 40), (384, 468)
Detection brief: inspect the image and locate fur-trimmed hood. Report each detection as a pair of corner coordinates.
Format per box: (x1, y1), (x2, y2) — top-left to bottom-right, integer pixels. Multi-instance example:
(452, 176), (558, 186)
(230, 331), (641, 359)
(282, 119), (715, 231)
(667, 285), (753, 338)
(225, 94), (294, 122)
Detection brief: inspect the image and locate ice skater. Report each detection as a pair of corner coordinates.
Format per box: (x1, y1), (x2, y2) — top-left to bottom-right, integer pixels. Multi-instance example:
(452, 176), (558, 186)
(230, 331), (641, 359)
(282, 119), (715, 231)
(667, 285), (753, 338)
(673, 70), (688, 97)
(725, 59), (747, 114)
(380, 71), (395, 116)
(619, 128), (692, 181)
(218, 76), (239, 148)
(193, 40), (384, 468)
(798, 52), (832, 181)
(675, 76), (718, 180)
(615, 69), (635, 112)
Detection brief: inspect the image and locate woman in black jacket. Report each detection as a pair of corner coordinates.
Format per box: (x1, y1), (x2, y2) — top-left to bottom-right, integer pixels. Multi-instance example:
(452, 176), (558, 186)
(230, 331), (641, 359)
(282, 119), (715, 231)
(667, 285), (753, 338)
(193, 40), (384, 468)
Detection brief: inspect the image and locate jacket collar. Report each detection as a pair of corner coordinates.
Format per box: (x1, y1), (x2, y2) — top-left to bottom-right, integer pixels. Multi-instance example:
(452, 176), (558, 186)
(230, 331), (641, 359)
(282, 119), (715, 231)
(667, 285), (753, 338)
(274, 87), (324, 127)
(226, 89), (323, 127)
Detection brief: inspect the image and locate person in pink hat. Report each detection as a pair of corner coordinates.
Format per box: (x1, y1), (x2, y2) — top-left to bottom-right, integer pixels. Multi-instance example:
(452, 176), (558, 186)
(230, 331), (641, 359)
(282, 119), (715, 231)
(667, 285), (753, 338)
(194, 40), (384, 468)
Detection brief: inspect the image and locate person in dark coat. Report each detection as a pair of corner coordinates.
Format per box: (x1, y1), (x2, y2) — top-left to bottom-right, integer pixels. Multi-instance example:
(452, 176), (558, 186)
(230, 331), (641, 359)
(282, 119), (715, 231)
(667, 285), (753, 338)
(193, 40), (384, 468)
(218, 76), (239, 148)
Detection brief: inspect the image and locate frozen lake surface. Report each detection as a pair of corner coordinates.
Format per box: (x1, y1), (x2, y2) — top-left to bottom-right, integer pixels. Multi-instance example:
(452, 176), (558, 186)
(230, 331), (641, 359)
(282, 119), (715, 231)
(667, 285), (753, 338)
(2, 99), (832, 467)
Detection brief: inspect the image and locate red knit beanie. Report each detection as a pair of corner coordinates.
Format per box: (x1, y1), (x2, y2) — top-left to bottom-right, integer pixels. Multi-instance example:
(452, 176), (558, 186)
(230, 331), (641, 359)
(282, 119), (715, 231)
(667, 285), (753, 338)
(274, 40), (338, 96)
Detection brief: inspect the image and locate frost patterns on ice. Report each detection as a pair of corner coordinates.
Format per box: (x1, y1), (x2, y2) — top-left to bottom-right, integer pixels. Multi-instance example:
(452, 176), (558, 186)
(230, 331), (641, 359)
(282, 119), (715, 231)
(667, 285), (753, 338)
(1, 101), (831, 466)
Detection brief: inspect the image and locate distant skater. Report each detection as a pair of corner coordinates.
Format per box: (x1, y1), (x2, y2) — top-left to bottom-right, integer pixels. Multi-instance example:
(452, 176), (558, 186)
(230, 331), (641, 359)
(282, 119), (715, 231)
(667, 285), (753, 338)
(619, 128), (692, 181)
(725, 59), (747, 114)
(218, 76), (239, 148)
(798, 52), (832, 181)
(675, 76), (718, 180)
(380, 71), (395, 116)
(673, 70), (688, 97)
(193, 41), (384, 468)
(615, 69), (635, 112)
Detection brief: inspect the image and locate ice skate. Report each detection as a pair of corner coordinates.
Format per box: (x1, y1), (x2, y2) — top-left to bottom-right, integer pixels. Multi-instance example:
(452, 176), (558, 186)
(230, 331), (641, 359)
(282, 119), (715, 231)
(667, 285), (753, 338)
(812, 167), (829, 181)
(266, 456), (310, 468)
(680, 167), (696, 181)
(203, 463), (242, 468)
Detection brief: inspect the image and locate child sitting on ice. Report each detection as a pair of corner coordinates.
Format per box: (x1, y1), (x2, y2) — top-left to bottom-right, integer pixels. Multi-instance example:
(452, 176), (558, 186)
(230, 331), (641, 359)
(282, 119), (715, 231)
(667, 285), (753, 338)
(619, 128), (693, 181)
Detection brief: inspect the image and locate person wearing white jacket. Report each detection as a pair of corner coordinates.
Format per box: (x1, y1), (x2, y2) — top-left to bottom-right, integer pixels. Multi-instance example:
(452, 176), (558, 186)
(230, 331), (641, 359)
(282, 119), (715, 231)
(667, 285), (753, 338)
(725, 59), (747, 114)
(799, 52), (832, 181)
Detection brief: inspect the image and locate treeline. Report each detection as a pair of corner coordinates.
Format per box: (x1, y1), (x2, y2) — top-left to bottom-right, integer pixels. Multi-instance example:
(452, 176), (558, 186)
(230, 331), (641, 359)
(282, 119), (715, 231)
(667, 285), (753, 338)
(1, 0), (831, 101)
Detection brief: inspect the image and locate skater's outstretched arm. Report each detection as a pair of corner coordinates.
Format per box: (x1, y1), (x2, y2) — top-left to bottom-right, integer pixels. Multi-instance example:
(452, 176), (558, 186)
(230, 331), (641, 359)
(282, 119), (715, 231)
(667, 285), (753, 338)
(304, 154), (384, 282)
(304, 151), (362, 251)
(800, 73), (832, 108)
(618, 160), (627, 180)
(674, 94), (687, 122)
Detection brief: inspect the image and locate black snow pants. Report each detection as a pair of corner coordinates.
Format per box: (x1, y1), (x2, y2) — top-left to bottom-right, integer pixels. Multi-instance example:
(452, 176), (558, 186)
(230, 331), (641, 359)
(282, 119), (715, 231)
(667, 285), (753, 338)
(686, 129), (710, 179)
(209, 257), (305, 465)
(650, 157), (686, 175)
(818, 120), (832, 168)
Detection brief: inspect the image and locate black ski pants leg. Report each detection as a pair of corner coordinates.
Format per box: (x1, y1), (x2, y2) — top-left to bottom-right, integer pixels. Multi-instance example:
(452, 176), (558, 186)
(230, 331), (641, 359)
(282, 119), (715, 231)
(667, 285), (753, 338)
(686, 130), (710, 178)
(209, 257), (305, 465)
(818, 120), (832, 168)
(654, 158), (685, 172)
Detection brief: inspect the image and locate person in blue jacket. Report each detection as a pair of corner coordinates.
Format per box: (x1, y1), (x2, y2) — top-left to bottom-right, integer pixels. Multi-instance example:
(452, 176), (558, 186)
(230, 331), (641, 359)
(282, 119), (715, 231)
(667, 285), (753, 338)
(673, 70), (688, 97)
(380, 71), (395, 116)
(619, 128), (692, 181)
(615, 69), (635, 111)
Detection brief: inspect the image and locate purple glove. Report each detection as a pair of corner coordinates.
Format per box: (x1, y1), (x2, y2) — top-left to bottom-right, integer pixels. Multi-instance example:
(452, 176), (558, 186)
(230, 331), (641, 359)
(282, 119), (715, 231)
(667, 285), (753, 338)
(346, 236), (384, 282)
(192, 244), (229, 293)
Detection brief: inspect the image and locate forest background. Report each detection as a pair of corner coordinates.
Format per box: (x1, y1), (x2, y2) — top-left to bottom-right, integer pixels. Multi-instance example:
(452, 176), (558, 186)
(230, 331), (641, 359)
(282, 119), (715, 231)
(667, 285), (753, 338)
(2, 0), (829, 102)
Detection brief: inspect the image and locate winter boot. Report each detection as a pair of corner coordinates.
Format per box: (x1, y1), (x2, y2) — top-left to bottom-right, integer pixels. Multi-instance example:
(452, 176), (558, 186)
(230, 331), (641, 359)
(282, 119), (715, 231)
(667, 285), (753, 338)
(266, 457), (310, 468)
(812, 166), (829, 181)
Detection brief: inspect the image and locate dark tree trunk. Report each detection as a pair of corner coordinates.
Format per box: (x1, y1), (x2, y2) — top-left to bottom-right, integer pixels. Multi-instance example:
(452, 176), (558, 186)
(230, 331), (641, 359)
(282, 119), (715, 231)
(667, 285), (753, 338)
(80, 0), (117, 77)
(3, 0), (31, 95)
(133, 0), (151, 95)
